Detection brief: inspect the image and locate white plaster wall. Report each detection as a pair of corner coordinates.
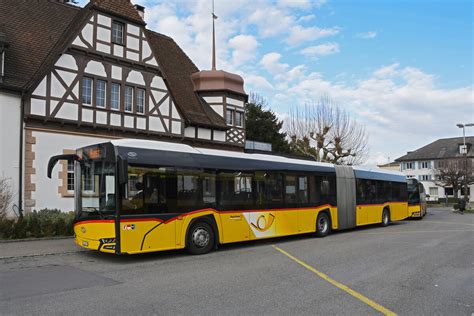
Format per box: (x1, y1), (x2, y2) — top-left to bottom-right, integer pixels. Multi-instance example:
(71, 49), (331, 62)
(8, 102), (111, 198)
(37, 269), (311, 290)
(226, 97), (244, 107)
(204, 96), (223, 103)
(84, 60), (106, 77)
(0, 92), (21, 213)
(55, 54), (77, 70)
(184, 127), (195, 138)
(213, 130), (226, 142)
(31, 131), (112, 211)
(197, 128), (211, 140)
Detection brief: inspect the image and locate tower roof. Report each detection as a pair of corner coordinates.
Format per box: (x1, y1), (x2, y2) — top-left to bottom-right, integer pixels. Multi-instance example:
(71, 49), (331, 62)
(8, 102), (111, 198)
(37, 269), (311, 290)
(191, 70), (246, 96)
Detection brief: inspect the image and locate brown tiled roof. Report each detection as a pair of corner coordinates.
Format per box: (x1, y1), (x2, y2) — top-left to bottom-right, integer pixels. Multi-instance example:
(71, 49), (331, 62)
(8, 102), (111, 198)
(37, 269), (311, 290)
(0, 0), (227, 129)
(92, 0), (145, 25)
(146, 30), (227, 128)
(395, 136), (474, 161)
(0, 0), (80, 91)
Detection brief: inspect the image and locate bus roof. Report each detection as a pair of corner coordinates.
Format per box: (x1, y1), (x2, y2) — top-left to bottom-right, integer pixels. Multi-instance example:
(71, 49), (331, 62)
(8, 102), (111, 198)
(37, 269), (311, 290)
(107, 139), (405, 182)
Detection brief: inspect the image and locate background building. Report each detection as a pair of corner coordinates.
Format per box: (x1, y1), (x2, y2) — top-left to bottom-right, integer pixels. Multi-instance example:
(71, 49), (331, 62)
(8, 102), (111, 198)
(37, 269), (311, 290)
(396, 136), (474, 202)
(0, 0), (248, 213)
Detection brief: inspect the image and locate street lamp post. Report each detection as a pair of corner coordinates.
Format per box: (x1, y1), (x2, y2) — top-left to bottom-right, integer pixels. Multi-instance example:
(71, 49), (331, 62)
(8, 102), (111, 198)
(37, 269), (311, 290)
(456, 123), (474, 206)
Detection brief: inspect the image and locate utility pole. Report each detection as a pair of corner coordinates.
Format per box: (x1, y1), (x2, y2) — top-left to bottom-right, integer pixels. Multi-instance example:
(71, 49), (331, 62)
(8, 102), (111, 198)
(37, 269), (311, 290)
(456, 123), (474, 206)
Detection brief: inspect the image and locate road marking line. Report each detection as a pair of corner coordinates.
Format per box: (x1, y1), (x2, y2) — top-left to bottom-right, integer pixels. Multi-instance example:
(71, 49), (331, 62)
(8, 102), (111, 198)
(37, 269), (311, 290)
(273, 245), (397, 316)
(423, 220), (474, 227)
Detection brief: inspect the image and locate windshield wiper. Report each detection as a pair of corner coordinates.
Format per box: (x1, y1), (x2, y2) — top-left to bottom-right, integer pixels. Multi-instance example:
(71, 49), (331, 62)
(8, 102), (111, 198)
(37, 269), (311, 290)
(82, 207), (106, 219)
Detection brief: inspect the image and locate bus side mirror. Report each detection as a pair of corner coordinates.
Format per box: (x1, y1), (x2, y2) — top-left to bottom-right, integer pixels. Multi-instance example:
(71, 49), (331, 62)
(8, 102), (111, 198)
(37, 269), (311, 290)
(47, 154), (79, 178)
(118, 156), (128, 185)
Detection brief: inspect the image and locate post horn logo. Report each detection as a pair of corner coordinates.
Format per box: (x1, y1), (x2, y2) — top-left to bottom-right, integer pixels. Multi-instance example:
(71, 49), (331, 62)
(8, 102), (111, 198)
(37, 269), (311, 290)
(80, 227), (86, 234)
(251, 214), (275, 232)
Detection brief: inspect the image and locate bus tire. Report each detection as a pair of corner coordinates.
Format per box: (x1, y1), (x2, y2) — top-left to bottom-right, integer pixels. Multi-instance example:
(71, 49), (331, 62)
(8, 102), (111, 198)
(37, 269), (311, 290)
(381, 208), (390, 227)
(186, 221), (215, 255)
(315, 212), (331, 237)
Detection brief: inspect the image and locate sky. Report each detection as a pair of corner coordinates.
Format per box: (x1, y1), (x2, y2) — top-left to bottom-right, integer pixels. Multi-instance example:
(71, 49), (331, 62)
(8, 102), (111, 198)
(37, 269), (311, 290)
(78, 0), (473, 165)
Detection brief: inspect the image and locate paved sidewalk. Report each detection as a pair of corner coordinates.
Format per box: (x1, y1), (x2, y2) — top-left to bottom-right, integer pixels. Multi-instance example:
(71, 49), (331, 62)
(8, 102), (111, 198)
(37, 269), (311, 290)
(0, 238), (86, 259)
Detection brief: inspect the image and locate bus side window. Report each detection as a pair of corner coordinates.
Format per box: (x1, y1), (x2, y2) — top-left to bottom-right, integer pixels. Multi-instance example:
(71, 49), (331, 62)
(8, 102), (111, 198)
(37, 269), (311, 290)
(217, 171), (253, 210)
(202, 173), (216, 207)
(356, 179), (366, 204)
(308, 175), (320, 205)
(285, 175), (298, 206)
(264, 172), (283, 209)
(317, 175), (334, 205)
(298, 176), (308, 205)
(176, 169), (200, 213)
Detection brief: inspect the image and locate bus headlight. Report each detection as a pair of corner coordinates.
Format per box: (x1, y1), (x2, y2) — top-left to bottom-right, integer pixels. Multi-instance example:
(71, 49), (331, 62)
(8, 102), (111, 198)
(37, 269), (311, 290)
(100, 238), (116, 244)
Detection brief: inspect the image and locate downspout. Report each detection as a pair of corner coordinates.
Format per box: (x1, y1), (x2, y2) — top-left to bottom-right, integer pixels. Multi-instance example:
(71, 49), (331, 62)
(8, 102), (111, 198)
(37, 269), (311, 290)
(18, 90), (25, 218)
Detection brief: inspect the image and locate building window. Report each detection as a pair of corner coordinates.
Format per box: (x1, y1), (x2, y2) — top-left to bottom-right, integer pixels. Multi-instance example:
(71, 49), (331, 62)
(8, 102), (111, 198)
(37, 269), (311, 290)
(404, 162), (414, 170)
(125, 86), (133, 112)
(226, 109), (233, 125)
(419, 175), (431, 181)
(111, 83), (120, 110)
(235, 111), (243, 127)
(67, 160), (74, 191)
(96, 79), (106, 108)
(406, 175), (415, 179)
(82, 77), (92, 105)
(420, 161), (430, 169)
(444, 187), (454, 196)
(429, 187), (438, 196)
(111, 21), (124, 45)
(136, 88), (145, 114)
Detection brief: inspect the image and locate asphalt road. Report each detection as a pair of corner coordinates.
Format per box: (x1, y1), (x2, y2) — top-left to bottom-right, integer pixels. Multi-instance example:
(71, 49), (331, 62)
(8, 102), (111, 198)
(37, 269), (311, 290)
(1, 208), (473, 315)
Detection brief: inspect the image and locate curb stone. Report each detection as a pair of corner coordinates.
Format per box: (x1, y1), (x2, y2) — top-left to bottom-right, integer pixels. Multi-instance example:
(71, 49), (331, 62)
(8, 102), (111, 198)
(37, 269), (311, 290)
(0, 236), (74, 243)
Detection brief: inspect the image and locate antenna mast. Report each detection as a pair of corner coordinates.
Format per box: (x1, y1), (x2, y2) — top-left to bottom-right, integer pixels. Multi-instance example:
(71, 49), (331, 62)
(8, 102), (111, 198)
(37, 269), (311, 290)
(212, 0), (218, 70)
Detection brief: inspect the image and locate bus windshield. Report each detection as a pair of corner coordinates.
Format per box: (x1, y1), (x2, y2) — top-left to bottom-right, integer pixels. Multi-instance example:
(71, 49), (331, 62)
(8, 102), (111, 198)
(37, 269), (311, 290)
(407, 179), (420, 204)
(77, 156), (116, 219)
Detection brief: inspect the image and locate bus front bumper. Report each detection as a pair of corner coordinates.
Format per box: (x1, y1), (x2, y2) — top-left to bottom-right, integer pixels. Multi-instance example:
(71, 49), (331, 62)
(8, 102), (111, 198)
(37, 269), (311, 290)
(75, 236), (116, 254)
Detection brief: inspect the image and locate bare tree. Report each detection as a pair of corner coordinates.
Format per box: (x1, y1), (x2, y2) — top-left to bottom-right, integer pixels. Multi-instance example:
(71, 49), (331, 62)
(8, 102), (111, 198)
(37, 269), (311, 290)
(435, 159), (473, 199)
(287, 97), (369, 165)
(0, 177), (14, 219)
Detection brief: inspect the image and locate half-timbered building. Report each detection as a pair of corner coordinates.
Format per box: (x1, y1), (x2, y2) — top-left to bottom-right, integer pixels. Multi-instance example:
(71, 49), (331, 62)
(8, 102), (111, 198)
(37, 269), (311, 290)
(0, 0), (248, 213)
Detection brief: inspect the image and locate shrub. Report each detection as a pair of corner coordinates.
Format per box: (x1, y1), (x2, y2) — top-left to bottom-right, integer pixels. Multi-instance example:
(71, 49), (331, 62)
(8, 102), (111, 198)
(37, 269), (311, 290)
(0, 177), (14, 219)
(0, 209), (75, 240)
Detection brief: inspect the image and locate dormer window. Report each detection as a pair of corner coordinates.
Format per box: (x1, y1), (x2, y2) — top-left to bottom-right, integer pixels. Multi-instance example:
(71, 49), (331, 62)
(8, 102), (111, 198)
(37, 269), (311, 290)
(235, 111), (243, 127)
(226, 109), (233, 125)
(111, 21), (124, 45)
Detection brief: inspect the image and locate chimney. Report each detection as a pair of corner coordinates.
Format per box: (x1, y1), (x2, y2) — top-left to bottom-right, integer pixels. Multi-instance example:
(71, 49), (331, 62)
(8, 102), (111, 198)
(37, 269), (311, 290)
(134, 4), (145, 19)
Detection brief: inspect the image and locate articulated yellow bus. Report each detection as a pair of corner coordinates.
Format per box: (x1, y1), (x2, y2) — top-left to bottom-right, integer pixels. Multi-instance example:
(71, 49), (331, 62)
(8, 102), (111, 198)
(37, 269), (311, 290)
(48, 139), (417, 255)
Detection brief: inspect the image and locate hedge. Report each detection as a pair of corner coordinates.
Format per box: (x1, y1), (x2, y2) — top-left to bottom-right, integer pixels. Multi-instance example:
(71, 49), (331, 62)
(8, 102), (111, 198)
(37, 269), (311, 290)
(0, 209), (75, 240)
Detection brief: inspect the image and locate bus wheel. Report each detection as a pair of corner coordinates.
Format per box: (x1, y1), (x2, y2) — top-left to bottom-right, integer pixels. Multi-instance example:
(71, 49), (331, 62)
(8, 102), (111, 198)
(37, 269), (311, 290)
(186, 221), (215, 255)
(315, 212), (331, 237)
(381, 208), (390, 227)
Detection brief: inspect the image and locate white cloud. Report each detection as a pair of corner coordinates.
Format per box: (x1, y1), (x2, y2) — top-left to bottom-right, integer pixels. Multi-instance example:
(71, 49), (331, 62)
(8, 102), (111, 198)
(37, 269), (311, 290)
(277, 0), (327, 8)
(245, 74), (275, 91)
(286, 25), (340, 46)
(283, 64), (473, 163)
(300, 43), (340, 57)
(356, 31), (377, 39)
(260, 52), (289, 75)
(277, 0), (312, 9)
(373, 63), (400, 78)
(297, 14), (316, 23)
(248, 8), (294, 38)
(229, 35), (259, 66)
